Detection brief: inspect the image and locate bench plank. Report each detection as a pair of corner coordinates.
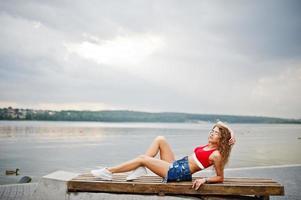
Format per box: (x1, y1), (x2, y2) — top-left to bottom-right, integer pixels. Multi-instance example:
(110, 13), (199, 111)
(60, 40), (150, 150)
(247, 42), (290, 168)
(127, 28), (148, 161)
(73, 174), (276, 183)
(67, 174), (284, 197)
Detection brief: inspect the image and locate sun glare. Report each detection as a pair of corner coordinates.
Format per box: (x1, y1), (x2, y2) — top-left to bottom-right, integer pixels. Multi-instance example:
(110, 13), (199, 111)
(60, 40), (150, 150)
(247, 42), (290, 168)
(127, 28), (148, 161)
(65, 33), (164, 66)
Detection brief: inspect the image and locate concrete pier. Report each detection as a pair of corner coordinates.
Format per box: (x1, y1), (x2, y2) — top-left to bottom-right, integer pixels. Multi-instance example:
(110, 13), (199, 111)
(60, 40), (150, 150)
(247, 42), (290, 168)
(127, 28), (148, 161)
(0, 183), (37, 200)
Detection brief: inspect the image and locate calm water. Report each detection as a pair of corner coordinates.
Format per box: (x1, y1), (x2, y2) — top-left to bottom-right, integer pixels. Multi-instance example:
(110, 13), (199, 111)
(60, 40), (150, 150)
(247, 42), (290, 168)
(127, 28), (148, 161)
(0, 121), (300, 185)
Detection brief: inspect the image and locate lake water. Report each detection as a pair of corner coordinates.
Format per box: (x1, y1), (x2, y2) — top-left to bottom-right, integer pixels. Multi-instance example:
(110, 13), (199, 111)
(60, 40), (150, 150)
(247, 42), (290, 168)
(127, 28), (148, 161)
(0, 121), (300, 185)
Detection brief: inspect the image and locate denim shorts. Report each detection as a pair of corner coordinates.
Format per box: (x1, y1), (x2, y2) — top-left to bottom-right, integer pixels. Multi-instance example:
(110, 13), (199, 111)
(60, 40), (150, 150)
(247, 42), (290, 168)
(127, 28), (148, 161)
(163, 156), (192, 182)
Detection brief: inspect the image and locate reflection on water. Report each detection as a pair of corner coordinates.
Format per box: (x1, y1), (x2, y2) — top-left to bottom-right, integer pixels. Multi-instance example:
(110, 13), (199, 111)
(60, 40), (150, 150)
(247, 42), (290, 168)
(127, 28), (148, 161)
(0, 125), (105, 141)
(0, 121), (300, 185)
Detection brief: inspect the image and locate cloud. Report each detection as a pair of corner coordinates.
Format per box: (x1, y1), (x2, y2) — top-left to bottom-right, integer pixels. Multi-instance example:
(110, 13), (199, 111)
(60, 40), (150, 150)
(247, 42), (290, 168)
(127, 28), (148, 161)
(27, 102), (112, 111)
(0, 1), (301, 118)
(65, 33), (165, 66)
(250, 65), (301, 117)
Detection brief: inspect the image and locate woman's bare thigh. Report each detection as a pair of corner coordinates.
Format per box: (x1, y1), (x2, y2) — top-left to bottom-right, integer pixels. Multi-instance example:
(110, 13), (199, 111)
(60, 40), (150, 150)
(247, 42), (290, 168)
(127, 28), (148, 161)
(142, 156), (171, 178)
(157, 136), (176, 163)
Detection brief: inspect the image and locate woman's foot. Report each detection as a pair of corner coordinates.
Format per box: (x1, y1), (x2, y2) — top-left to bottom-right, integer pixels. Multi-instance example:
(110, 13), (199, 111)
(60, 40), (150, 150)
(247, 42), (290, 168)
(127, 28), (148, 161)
(91, 168), (112, 181)
(126, 166), (147, 181)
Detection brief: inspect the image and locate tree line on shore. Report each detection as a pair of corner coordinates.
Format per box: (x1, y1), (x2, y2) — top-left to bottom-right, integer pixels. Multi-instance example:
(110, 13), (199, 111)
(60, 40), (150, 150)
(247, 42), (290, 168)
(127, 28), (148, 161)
(0, 107), (300, 124)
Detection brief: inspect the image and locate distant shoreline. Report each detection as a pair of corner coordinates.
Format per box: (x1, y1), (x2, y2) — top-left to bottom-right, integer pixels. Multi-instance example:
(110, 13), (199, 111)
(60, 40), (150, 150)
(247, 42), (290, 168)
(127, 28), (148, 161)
(1, 107), (300, 124)
(1, 119), (301, 124)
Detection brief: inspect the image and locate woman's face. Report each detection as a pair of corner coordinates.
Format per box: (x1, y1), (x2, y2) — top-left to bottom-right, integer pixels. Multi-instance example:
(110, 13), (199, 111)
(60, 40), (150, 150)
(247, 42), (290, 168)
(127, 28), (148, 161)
(208, 126), (221, 144)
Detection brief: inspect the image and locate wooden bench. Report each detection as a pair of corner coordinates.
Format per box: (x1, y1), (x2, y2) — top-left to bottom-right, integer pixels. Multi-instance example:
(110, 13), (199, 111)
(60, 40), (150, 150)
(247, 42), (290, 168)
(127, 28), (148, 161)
(67, 174), (284, 200)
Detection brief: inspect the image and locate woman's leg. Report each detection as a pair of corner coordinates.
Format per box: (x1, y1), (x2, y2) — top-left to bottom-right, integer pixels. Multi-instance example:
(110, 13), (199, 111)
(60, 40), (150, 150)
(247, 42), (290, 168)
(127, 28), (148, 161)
(108, 155), (170, 178)
(107, 136), (175, 177)
(145, 136), (175, 163)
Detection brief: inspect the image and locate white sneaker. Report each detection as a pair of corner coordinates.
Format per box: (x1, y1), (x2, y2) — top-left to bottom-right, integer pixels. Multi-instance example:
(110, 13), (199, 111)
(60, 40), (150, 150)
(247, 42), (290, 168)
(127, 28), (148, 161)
(126, 166), (147, 181)
(91, 168), (112, 181)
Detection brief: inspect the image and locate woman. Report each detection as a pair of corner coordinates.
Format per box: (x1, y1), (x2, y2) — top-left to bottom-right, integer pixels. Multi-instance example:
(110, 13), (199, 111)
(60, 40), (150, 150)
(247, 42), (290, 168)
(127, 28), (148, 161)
(91, 121), (235, 190)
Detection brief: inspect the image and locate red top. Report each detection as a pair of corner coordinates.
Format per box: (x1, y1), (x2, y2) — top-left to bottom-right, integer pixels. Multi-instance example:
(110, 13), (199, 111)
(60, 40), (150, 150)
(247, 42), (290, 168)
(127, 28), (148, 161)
(193, 144), (216, 169)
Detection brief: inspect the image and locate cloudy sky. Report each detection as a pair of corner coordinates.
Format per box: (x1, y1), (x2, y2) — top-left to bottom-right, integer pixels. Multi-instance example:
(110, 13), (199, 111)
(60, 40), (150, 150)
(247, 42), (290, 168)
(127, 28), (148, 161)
(0, 0), (300, 119)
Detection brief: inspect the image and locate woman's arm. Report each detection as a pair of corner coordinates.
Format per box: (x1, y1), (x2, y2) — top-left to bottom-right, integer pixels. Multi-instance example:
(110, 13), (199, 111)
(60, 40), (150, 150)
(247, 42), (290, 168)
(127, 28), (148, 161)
(217, 121), (236, 145)
(192, 152), (224, 190)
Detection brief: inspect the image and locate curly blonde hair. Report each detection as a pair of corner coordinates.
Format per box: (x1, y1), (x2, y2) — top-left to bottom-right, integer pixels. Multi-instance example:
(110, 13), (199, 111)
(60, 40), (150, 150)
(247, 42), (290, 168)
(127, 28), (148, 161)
(214, 123), (232, 168)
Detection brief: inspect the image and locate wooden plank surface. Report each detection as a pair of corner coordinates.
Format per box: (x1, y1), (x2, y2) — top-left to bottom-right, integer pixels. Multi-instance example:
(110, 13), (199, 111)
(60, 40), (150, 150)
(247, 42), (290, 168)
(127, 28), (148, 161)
(67, 174), (284, 197)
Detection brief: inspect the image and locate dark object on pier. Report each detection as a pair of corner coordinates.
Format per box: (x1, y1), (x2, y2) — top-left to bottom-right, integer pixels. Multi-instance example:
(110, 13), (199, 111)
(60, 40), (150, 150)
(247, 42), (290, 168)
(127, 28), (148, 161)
(5, 168), (19, 175)
(18, 176), (32, 183)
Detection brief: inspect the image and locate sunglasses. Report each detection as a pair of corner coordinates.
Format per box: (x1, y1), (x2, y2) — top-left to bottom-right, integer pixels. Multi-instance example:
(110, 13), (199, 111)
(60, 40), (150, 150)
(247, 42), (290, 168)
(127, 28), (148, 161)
(209, 129), (221, 135)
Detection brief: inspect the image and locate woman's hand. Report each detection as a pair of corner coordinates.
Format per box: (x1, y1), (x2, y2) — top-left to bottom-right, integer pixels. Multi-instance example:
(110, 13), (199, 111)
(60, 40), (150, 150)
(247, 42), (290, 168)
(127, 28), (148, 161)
(192, 178), (207, 190)
(229, 131), (236, 145)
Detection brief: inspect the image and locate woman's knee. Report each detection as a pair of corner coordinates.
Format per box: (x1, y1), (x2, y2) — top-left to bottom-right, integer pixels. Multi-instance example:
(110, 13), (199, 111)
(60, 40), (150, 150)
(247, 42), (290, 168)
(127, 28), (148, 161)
(137, 155), (151, 165)
(155, 136), (167, 143)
